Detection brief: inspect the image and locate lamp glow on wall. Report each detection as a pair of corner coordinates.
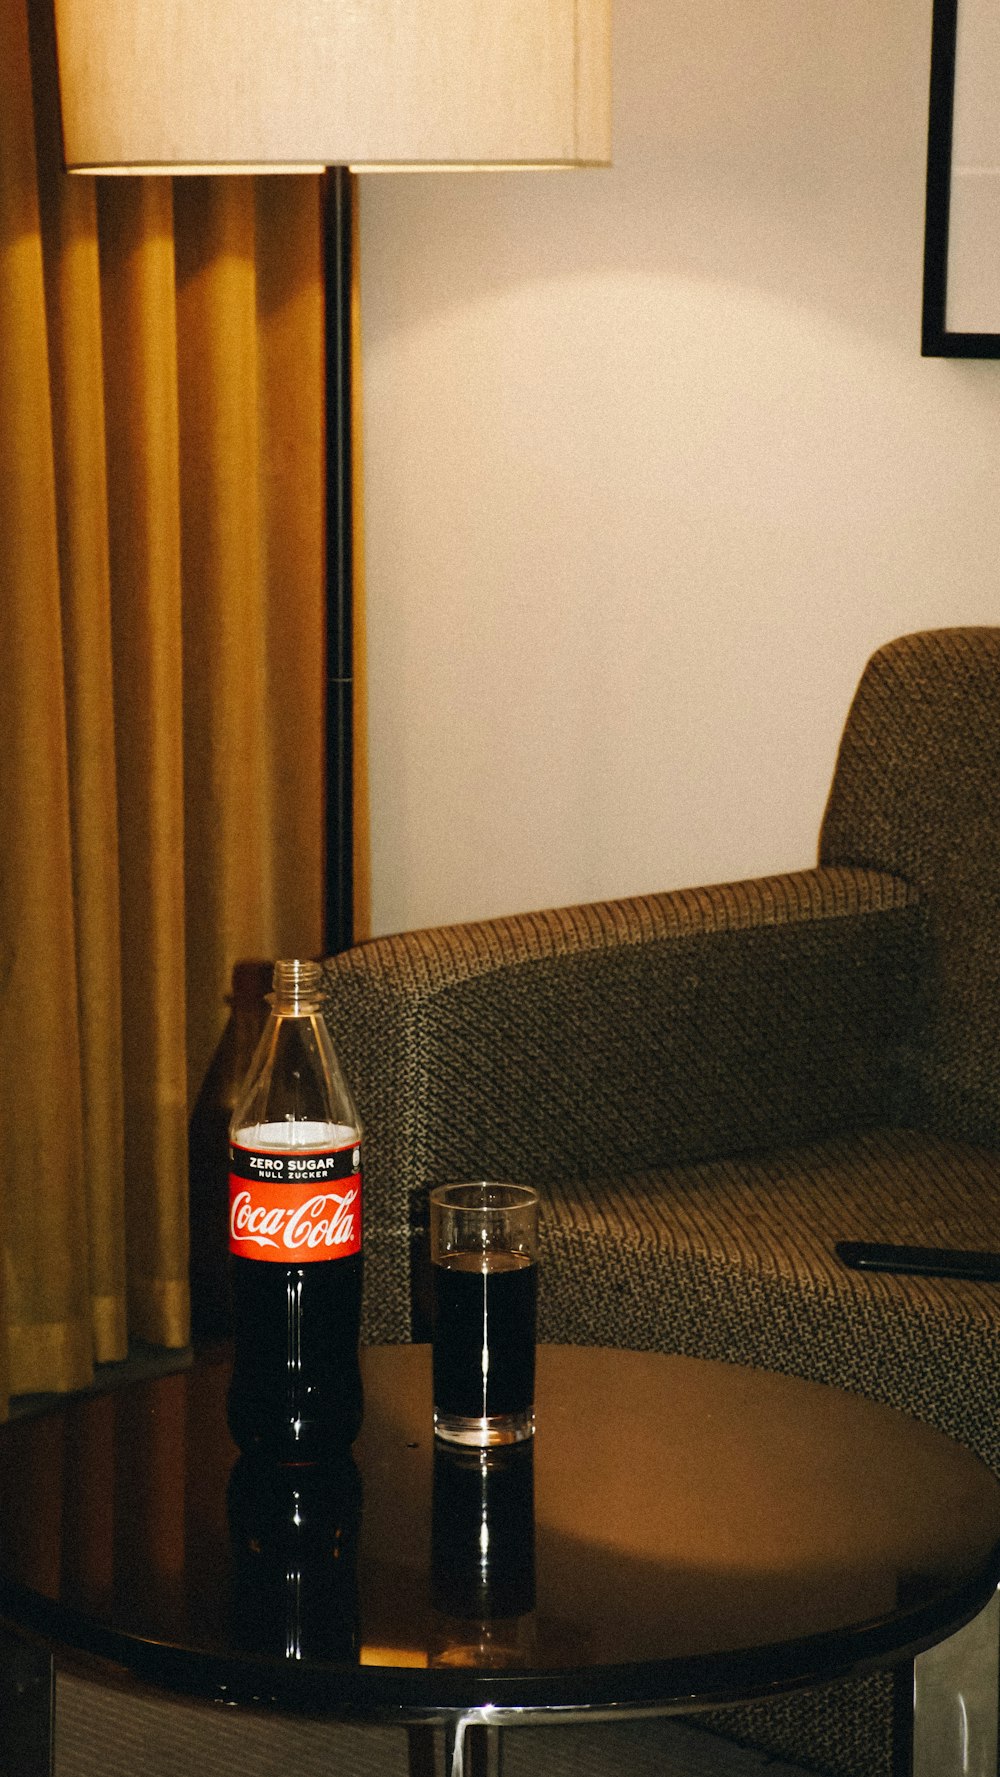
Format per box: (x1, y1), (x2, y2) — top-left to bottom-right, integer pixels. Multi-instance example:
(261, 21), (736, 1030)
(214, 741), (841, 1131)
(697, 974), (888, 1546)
(51, 0), (612, 943)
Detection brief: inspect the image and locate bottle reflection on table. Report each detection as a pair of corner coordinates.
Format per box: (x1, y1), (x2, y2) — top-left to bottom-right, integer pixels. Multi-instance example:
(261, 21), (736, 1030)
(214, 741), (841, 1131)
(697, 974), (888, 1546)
(430, 1440), (536, 1669)
(227, 1452), (362, 1664)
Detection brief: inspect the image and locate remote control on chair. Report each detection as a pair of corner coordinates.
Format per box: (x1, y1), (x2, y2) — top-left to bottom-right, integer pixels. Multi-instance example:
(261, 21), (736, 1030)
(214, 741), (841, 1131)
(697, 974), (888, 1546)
(835, 1241), (1000, 1282)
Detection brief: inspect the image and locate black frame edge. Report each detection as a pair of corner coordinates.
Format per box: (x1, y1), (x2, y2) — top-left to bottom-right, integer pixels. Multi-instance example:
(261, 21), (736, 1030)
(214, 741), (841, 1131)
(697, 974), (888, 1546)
(922, 0), (1000, 358)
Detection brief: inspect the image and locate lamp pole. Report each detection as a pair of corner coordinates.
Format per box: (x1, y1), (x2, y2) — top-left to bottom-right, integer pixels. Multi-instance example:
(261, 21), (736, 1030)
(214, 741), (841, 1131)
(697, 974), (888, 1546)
(323, 166), (354, 955)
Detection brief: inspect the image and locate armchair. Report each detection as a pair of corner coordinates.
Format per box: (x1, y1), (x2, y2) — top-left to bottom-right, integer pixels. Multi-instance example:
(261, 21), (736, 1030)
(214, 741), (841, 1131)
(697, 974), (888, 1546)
(322, 626), (1000, 1777)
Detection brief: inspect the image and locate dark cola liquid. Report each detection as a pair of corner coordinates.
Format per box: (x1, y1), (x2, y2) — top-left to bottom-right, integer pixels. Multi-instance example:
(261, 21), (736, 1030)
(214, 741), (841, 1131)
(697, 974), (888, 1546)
(432, 1251), (537, 1421)
(227, 1252), (363, 1461)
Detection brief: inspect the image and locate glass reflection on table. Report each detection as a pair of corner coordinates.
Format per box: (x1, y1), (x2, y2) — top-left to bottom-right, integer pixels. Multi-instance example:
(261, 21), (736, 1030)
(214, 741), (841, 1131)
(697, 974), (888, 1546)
(430, 1439), (536, 1670)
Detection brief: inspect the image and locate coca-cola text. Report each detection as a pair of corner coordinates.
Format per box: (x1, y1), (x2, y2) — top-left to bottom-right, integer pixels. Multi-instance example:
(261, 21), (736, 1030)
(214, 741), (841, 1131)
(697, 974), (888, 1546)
(229, 1184), (360, 1259)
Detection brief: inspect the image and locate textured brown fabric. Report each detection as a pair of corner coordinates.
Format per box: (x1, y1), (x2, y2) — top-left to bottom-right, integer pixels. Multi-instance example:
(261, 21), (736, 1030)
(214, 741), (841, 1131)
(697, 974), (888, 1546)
(699, 1674), (898, 1777)
(324, 866), (924, 1340)
(540, 1125), (1000, 1464)
(820, 627), (1000, 1147)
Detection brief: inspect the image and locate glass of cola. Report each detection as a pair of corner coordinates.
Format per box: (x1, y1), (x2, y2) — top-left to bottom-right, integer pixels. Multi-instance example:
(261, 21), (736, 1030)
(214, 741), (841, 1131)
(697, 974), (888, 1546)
(430, 1181), (539, 1447)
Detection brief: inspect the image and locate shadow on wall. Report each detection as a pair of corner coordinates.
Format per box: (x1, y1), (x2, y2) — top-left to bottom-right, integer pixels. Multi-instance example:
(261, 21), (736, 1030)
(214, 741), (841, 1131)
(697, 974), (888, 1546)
(360, 0), (934, 351)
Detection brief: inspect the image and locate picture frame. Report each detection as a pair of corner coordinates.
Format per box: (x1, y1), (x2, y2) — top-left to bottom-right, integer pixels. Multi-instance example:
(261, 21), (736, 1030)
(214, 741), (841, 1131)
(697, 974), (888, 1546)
(923, 0), (1000, 357)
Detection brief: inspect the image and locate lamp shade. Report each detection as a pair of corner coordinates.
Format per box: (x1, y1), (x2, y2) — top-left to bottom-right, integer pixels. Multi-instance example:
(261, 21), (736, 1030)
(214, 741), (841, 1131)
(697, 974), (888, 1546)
(52, 0), (611, 174)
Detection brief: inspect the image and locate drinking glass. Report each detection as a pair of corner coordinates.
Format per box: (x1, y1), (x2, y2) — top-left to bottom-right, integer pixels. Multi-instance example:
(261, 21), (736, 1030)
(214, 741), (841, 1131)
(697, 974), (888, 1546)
(429, 1182), (539, 1447)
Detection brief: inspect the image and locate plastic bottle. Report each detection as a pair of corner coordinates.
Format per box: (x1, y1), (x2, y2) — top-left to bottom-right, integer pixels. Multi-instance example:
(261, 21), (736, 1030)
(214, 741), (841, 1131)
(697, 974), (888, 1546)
(226, 958), (363, 1460)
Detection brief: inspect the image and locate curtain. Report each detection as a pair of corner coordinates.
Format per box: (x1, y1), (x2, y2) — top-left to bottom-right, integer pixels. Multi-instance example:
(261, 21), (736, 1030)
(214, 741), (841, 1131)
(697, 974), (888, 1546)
(0, 0), (329, 1414)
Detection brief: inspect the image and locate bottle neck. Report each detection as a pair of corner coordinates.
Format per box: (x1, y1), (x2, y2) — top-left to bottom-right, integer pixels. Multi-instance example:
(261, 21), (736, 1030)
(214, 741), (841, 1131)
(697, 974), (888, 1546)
(270, 958), (323, 1015)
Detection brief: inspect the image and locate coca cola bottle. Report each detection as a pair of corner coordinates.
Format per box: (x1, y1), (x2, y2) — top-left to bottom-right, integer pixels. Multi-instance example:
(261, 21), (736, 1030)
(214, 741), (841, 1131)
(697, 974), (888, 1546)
(226, 958), (363, 1461)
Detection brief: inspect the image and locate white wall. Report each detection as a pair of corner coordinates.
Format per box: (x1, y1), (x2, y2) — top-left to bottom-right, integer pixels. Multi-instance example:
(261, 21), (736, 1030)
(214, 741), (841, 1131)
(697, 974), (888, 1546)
(359, 0), (1000, 940)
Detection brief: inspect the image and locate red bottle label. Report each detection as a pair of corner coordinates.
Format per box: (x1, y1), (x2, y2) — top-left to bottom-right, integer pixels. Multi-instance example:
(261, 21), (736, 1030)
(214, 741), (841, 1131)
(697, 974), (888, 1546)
(228, 1137), (362, 1263)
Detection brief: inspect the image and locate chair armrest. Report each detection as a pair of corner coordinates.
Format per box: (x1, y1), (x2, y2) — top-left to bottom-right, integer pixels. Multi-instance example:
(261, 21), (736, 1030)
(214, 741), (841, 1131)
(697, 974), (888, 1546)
(323, 867), (925, 1337)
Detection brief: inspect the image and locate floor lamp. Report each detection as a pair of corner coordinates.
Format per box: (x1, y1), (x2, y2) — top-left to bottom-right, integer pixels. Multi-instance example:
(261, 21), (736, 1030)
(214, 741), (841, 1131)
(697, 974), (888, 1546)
(50, 0), (612, 954)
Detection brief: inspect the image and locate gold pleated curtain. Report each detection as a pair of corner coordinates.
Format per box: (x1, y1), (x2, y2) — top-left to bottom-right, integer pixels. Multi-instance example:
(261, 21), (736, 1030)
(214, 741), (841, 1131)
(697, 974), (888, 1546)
(0, 0), (327, 1413)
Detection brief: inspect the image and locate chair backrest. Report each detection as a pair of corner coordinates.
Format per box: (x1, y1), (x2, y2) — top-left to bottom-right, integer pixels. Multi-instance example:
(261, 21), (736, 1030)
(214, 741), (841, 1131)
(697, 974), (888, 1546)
(820, 627), (1000, 1147)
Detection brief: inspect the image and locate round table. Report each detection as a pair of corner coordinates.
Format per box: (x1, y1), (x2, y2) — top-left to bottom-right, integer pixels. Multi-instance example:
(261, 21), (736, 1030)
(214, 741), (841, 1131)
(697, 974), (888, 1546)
(1, 1344), (999, 1777)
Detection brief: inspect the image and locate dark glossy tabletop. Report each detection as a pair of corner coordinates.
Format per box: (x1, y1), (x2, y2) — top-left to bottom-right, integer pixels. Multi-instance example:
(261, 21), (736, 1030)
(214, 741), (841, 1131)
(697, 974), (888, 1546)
(1, 1344), (999, 1722)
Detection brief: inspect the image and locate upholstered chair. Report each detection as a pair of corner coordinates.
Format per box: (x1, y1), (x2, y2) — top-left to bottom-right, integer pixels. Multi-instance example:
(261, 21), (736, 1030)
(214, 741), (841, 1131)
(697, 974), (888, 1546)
(323, 627), (1000, 1777)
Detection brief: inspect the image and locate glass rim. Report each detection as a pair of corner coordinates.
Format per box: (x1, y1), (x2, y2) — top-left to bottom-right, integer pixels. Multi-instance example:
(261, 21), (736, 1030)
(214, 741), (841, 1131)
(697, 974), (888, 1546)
(429, 1180), (538, 1212)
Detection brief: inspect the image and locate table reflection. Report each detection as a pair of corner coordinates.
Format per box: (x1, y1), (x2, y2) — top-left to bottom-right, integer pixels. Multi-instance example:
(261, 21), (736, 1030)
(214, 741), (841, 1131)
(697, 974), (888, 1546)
(430, 1440), (536, 1669)
(227, 1452), (361, 1664)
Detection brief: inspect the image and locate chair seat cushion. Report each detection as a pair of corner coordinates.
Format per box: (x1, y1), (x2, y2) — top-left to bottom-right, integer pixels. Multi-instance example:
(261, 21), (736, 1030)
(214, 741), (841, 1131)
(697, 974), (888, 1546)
(540, 1125), (1000, 1467)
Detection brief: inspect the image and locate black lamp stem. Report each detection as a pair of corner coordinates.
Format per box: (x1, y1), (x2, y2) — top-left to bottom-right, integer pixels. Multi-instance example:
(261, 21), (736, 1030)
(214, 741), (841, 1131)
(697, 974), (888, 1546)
(323, 166), (354, 955)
